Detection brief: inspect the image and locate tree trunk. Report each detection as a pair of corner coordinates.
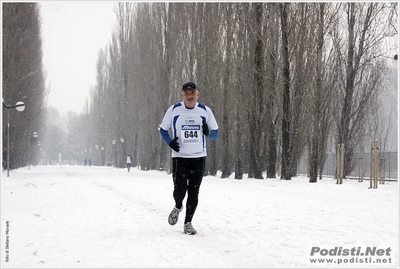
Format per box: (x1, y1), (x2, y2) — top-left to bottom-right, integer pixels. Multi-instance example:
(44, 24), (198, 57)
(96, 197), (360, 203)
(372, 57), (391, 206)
(279, 3), (292, 180)
(221, 5), (233, 178)
(309, 3), (325, 183)
(249, 3), (265, 179)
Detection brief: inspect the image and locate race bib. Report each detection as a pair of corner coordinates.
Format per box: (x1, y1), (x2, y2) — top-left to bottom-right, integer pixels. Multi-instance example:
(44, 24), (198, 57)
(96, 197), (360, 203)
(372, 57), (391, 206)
(181, 124), (200, 144)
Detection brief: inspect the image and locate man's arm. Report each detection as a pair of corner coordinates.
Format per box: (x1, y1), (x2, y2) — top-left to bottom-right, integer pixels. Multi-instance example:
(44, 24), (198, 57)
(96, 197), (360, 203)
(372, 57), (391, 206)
(160, 127), (180, 152)
(202, 120), (218, 140)
(207, 129), (218, 140)
(159, 127), (172, 145)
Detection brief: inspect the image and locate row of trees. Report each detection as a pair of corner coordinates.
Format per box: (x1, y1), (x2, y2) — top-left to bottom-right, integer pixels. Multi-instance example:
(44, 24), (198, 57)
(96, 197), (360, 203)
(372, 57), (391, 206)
(80, 2), (397, 181)
(2, 3), (47, 170)
(2, 3), (397, 182)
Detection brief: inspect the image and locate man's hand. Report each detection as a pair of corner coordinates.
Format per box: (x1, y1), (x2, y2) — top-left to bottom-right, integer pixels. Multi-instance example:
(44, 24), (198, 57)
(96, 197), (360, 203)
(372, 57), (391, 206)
(202, 120), (210, 136)
(169, 137), (180, 152)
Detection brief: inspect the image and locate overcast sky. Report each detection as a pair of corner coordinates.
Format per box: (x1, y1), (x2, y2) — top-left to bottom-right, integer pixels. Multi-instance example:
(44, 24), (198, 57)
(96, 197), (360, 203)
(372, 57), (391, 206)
(40, 1), (116, 115)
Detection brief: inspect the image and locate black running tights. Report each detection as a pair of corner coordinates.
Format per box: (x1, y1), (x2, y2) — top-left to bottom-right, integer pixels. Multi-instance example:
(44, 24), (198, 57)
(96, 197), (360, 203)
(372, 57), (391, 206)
(172, 157), (206, 224)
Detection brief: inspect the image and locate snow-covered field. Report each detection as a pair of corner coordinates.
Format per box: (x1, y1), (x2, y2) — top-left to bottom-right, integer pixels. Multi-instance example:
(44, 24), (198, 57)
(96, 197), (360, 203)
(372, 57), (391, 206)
(1, 165), (398, 268)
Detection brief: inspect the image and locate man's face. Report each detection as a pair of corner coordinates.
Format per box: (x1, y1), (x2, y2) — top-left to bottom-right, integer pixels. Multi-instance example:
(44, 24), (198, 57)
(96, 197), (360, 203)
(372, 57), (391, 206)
(181, 89), (199, 108)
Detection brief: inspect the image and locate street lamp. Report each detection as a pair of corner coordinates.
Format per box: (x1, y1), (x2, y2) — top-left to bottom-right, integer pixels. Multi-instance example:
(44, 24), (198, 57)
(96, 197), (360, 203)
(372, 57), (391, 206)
(119, 138), (124, 168)
(2, 101), (25, 177)
(94, 145), (100, 163)
(37, 142), (41, 165)
(25, 131), (38, 170)
(100, 146), (104, 166)
(118, 138), (125, 168)
(112, 140), (116, 167)
(95, 145), (104, 166)
(112, 138), (124, 168)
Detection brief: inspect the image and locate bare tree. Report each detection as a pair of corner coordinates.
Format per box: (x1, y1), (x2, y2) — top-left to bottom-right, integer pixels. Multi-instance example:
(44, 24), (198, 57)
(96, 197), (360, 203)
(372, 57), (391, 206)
(245, 3), (267, 179)
(3, 3), (46, 169)
(335, 3), (397, 177)
(279, 3), (292, 180)
(309, 3), (325, 183)
(80, 2), (396, 182)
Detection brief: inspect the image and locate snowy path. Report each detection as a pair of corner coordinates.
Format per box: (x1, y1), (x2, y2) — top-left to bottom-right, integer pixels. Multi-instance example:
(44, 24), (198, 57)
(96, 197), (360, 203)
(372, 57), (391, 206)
(1, 165), (398, 268)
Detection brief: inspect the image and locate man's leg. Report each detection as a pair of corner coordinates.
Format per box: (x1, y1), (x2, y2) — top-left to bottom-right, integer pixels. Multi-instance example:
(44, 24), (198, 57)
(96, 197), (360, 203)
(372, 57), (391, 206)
(185, 157), (206, 224)
(172, 158), (189, 210)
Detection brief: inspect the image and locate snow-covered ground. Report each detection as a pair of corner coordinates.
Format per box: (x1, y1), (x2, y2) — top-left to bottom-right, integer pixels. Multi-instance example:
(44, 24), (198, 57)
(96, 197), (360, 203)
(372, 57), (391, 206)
(1, 165), (398, 268)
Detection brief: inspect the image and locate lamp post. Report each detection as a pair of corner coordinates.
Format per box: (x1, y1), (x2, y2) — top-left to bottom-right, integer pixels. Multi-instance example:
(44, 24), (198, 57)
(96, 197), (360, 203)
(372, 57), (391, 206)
(95, 145), (104, 166)
(112, 140), (116, 167)
(112, 138), (124, 168)
(89, 148), (92, 166)
(95, 144), (99, 165)
(2, 101), (25, 177)
(119, 138), (124, 168)
(37, 142), (41, 165)
(25, 131), (38, 170)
